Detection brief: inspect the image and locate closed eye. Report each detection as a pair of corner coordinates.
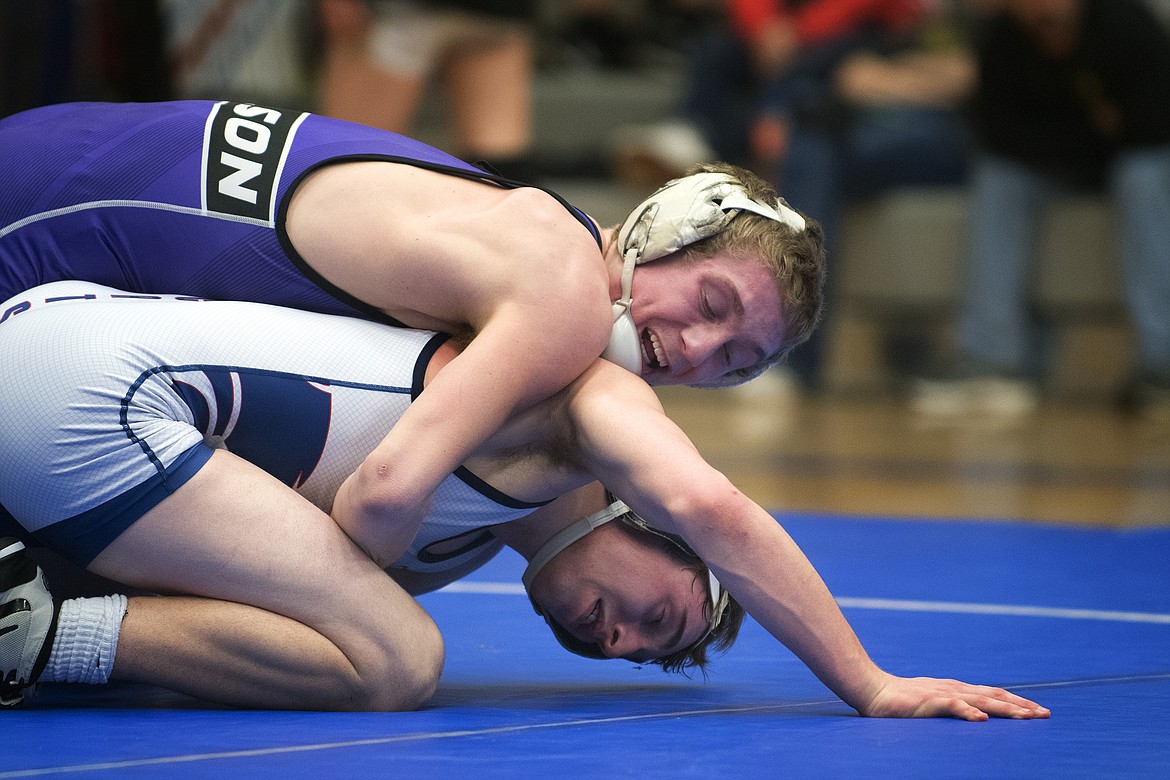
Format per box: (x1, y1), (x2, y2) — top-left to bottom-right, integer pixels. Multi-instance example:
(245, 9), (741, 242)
(701, 291), (716, 321)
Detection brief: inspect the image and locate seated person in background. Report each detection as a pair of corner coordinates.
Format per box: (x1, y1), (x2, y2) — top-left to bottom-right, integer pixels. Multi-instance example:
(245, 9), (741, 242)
(769, 0), (975, 389)
(914, 0), (1170, 418)
(2, 281), (1048, 721)
(313, 0), (541, 181)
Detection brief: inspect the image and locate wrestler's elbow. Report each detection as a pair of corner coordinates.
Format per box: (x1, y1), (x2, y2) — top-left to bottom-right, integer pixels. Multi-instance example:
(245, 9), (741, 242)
(351, 453), (430, 519)
(337, 457), (434, 566)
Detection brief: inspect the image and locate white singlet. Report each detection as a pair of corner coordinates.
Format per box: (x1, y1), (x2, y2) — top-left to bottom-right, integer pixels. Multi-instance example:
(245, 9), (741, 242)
(0, 281), (546, 571)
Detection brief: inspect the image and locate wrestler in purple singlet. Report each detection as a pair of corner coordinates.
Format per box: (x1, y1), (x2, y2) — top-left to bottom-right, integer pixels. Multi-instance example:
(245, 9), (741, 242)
(0, 100), (600, 319)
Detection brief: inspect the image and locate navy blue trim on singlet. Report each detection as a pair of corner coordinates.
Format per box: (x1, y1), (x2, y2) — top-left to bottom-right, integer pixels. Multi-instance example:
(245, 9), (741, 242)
(274, 155), (604, 326)
(415, 528), (500, 565)
(412, 331), (451, 400)
(34, 443), (214, 566)
(453, 466), (550, 510)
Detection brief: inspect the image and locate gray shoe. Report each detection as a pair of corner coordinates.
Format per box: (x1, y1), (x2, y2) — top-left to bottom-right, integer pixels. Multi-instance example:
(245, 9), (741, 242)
(0, 538), (58, 707)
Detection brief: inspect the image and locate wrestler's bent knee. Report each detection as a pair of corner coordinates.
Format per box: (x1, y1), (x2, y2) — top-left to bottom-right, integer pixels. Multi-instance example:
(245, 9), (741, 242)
(351, 612), (445, 712)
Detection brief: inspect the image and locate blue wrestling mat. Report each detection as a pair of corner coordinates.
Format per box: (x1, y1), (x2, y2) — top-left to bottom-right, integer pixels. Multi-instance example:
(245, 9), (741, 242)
(4, 515), (1169, 779)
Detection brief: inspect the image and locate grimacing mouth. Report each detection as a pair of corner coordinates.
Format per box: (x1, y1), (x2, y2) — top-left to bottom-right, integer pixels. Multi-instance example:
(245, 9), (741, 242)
(641, 328), (669, 370)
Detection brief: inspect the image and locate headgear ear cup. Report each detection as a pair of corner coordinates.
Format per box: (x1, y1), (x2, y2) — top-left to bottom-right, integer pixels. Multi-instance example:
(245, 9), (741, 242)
(617, 173), (740, 264)
(605, 305), (643, 375)
(602, 172), (806, 374)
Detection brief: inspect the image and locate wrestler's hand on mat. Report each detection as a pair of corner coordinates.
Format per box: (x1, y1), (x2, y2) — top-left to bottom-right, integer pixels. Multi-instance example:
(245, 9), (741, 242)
(858, 675), (1050, 720)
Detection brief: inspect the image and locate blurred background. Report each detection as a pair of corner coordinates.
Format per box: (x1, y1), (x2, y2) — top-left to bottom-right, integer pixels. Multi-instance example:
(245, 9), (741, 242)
(1, 0), (1167, 527)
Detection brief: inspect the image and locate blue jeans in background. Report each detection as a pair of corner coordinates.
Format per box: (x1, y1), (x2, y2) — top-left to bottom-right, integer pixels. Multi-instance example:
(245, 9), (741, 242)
(957, 148), (1170, 384)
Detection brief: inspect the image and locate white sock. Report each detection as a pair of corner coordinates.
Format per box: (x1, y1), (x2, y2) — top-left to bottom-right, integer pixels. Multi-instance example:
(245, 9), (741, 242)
(41, 595), (129, 685)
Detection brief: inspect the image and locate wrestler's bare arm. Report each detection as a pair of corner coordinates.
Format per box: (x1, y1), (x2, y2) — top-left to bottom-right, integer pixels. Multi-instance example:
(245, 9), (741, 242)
(564, 362), (1049, 721)
(287, 163), (612, 565)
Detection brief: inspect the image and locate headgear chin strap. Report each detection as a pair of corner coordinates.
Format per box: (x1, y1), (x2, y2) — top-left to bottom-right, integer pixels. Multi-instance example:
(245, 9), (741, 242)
(522, 498), (731, 661)
(602, 172), (806, 374)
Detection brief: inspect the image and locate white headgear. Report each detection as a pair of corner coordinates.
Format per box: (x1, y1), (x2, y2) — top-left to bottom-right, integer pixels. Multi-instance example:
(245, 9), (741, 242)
(602, 172), (806, 374)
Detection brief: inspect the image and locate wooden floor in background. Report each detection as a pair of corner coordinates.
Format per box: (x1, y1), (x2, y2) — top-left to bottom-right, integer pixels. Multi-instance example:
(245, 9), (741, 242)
(657, 385), (1170, 528)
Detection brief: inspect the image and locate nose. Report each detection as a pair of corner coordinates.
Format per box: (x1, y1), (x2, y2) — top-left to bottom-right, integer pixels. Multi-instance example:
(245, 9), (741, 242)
(680, 323), (729, 376)
(599, 622), (641, 659)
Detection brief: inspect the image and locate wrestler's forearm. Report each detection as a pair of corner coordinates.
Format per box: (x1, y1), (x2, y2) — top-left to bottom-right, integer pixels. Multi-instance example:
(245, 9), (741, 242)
(660, 491), (889, 711)
(573, 369), (1047, 719)
(330, 328), (549, 565)
(570, 379), (889, 710)
(582, 468), (888, 705)
(694, 498), (1050, 720)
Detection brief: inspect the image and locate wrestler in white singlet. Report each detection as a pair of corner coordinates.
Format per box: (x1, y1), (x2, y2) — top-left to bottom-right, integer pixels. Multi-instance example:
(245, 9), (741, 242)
(0, 282), (546, 582)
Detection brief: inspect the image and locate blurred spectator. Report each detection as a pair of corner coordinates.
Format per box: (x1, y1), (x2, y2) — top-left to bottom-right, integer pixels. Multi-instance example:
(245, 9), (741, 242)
(163, 0), (312, 108)
(314, 0), (539, 181)
(609, 1), (929, 184)
(914, 0), (1170, 419)
(772, 0), (976, 390)
(733, 0), (926, 167)
(0, 0), (315, 117)
(607, 3), (741, 187)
